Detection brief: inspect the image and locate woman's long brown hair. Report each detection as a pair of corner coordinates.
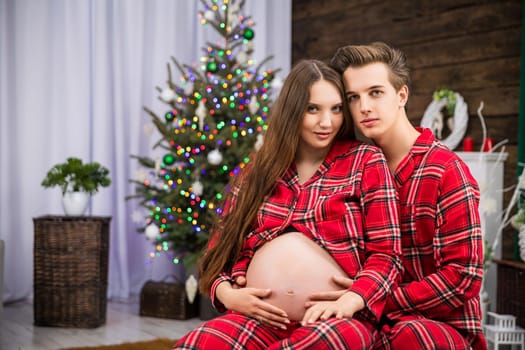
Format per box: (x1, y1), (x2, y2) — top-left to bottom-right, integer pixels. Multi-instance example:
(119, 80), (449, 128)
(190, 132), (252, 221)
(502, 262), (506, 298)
(198, 59), (354, 294)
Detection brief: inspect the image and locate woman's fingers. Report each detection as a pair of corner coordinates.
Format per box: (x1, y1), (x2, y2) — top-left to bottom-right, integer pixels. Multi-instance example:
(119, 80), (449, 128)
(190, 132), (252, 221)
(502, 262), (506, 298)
(254, 300), (290, 329)
(249, 287), (272, 298)
(256, 311), (290, 329)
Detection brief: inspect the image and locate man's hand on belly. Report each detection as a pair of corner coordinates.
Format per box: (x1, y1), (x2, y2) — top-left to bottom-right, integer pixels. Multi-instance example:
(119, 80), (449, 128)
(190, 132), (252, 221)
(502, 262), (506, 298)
(305, 275), (354, 305)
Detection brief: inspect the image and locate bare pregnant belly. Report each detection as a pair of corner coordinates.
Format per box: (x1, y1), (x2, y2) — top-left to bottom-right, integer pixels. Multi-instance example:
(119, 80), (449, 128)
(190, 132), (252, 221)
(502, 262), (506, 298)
(245, 232), (348, 321)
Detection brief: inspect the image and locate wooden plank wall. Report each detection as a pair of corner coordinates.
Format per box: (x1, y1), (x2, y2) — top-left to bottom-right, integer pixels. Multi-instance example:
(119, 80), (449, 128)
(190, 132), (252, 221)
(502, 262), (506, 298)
(292, 0), (522, 258)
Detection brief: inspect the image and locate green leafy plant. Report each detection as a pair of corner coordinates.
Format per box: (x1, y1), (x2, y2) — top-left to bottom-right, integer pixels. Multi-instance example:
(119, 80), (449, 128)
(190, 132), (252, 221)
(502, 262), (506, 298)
(433, 87), (457, 115)
(41, 157), (111, 195)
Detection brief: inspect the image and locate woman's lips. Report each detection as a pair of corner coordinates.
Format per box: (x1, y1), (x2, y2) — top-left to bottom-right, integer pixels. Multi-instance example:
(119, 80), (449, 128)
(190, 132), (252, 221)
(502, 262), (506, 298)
(314, 132), (332, 139)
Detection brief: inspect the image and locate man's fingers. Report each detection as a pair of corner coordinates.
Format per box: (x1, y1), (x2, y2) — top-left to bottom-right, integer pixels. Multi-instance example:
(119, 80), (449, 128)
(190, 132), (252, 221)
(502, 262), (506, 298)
(308, 290), (345, 301)
(305, 300), (318, 308)
(302, 306), (323, 325)
(306, 277), (351, 301)
(332, 275), (354, 288)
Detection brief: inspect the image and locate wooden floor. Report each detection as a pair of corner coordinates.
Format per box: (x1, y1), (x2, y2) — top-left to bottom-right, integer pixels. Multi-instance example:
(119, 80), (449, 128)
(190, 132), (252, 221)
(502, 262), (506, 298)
(0, 297), (204, 350)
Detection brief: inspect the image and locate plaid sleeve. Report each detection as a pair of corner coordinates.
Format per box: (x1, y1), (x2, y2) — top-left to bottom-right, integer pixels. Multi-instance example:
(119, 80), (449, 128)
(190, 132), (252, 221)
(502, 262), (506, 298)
(209, 273), (231, 312)
(387, 159), (483, 317)
(231, 248), (252, 279)
(209, 250), (251, 312)
(350, 150), (403, 321)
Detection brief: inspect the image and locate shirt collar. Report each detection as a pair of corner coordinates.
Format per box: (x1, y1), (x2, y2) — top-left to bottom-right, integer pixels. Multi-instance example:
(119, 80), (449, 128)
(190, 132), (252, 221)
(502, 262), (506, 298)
(283, 140), (355, 185)
(392, 127), (435, 186)
(411, 127), (435, 155)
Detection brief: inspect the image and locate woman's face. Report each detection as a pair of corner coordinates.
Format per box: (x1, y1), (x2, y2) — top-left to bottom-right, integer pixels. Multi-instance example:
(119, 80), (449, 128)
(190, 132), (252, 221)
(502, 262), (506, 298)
(298, 80), (344, 155)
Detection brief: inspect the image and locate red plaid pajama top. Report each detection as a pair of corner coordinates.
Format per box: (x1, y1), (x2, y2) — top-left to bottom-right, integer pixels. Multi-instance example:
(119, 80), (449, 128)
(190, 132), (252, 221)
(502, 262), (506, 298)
(383, 128), (485, 348)
(210, 140), (403, 324)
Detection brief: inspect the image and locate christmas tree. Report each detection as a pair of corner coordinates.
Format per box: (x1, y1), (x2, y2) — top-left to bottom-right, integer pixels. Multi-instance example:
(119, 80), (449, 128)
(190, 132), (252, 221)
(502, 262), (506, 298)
(129, 0), (280, 271)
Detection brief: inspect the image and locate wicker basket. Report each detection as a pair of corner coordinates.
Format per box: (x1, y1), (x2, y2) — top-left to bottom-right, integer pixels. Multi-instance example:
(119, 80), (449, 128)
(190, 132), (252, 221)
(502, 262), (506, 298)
(140, 279), (198, 320)
(199, 294), (224, 320)
(33, 215), (111, 328)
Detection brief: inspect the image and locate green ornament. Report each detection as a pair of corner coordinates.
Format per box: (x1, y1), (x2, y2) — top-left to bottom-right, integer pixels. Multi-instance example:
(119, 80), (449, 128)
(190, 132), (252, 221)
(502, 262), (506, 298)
(164, 111), (175, 122)
(207, 62), (218, 73)
(243, 28), (254, 40)
(163, 154), (175, 166)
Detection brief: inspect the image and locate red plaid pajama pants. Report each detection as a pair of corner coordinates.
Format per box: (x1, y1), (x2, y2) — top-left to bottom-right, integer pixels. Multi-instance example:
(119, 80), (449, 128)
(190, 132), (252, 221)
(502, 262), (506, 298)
(174, 312), (376, 349)
(372, 316), (486, 350)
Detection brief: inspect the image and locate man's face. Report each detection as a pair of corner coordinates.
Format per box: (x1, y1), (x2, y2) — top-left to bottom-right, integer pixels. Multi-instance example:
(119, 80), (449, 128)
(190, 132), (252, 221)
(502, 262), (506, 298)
(342, 62), (407, 142)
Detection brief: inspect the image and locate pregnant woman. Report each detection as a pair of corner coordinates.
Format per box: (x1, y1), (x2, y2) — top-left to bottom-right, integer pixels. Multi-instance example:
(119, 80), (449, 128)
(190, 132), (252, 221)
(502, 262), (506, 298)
(174, 59), (402, 350)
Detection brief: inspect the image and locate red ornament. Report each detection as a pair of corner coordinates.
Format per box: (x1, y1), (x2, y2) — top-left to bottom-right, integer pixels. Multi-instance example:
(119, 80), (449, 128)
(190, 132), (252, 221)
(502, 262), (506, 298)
(463, 137), (474, 152)
(483, 137), (494, 152)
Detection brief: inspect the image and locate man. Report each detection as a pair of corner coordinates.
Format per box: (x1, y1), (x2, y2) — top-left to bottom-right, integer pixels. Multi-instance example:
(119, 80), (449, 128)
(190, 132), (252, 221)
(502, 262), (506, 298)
(321, 42), (486, 349)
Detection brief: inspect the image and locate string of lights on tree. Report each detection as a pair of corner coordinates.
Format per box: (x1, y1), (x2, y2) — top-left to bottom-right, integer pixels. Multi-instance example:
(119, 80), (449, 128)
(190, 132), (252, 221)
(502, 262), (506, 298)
(128, 0), (282, 269)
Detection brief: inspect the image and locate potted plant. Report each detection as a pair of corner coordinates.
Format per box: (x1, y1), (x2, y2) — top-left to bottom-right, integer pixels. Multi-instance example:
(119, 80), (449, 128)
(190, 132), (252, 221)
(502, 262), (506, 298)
(41, 157), (111, 215)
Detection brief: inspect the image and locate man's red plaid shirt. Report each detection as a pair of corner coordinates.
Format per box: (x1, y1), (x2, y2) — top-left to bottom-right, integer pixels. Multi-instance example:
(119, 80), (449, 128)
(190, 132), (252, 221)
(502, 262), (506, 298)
(383, 128), (485, 348)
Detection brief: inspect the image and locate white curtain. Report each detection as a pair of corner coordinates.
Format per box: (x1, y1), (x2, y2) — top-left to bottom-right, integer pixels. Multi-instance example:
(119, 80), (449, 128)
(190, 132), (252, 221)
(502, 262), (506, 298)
(0, 0), (291, 303)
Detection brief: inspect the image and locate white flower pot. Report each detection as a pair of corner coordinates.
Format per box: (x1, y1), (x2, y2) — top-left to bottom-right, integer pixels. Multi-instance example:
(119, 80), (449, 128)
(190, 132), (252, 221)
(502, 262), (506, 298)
(62, 191), (90, 216)
(480, 288), (490, 326)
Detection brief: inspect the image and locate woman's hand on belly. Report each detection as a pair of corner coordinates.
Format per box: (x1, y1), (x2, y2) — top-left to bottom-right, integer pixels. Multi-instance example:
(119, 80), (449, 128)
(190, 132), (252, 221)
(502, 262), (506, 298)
(216, 281), (290, 329)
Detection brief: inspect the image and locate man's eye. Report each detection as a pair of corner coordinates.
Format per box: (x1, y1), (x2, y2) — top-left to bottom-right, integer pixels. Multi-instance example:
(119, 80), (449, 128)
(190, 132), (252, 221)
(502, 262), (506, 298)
(371, 90), (383, 96)
(347, 95), (358, 102)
